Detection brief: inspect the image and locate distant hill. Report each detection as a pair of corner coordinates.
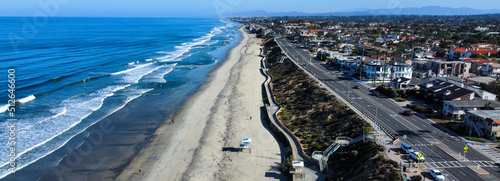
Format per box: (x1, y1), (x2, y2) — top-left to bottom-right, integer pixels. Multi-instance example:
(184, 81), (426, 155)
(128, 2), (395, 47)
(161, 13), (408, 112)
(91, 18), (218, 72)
(224, 6), (500, 17)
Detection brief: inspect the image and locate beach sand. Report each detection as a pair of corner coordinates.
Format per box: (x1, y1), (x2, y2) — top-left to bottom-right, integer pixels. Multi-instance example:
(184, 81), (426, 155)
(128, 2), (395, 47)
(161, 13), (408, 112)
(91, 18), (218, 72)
(116, 28), (286, 181)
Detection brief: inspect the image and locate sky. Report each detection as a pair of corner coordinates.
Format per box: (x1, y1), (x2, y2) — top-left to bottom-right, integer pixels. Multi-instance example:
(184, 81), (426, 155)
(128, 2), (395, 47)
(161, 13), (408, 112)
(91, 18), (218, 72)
(1, 0), (500, 17)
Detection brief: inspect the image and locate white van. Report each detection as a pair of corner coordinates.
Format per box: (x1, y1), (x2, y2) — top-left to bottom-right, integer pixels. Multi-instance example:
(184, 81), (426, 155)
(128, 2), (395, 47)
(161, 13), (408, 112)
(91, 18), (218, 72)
(401, 143), (414, 154)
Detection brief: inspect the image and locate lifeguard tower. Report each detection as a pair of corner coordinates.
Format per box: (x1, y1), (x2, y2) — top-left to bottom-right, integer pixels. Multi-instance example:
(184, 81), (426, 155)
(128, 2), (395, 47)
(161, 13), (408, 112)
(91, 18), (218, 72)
(240, 138), (252, 153)
(290, 161), (304, 179)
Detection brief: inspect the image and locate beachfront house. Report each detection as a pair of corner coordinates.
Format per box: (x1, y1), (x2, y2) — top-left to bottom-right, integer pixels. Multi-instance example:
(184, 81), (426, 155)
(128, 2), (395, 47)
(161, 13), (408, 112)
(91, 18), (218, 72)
(421, 79), (475, 102)
(365, 61), (392, 82)
(464, 110), (500, 138)
(365, 61), (412, 82)
(443, 100), (500, 120)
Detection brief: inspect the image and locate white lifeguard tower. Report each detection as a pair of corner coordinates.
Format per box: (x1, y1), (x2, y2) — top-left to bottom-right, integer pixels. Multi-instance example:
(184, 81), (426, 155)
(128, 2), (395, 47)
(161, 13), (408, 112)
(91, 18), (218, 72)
(290, 161), (304, 179)
(240, 138), (252, 153)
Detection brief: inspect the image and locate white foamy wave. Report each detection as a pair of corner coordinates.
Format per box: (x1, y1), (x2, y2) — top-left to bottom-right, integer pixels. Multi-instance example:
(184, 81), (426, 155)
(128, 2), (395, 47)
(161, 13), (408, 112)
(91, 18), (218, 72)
(18, 108), (67, 132)
(0, 87), (153, 180)
(0, 85), (127, 175)
(120, 64), (161, 83)
(158, 26), (225, 62)
(111, 63), (152, 75)
(18, 95), (35, 103)
(0, 95), (35, 113)
(203, 40), (219, 46)
(0, 104), (8, 113)
(143, 63), (177, 83)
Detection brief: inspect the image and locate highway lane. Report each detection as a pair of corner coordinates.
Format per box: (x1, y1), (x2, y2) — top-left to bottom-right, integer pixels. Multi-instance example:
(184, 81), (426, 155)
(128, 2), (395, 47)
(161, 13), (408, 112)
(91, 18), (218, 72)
(274, 38), (497, 180)
(276, 37), (491, 161)
(279, 38), (457, 161)
(445, 167), (483, 181)
(484, 167), (500, 180)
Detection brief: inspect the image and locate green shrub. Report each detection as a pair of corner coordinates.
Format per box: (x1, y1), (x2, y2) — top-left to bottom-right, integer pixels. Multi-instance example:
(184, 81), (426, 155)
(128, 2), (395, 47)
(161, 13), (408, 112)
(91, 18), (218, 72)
(393, 97), (406, 102)
(378, 155), (385, 161)
(413, 175), (422, 181)
(364, 126), (373, 134)
(350, 150), (358, 157)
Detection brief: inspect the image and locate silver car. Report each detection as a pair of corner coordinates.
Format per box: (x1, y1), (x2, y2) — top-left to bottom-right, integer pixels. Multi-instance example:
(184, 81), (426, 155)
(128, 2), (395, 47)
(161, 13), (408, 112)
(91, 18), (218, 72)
(429, 168), (445, 180)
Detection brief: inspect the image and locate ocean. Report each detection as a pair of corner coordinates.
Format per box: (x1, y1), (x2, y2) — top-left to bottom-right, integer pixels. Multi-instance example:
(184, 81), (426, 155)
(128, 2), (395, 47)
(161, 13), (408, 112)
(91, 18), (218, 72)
(0, 17), (241, 180)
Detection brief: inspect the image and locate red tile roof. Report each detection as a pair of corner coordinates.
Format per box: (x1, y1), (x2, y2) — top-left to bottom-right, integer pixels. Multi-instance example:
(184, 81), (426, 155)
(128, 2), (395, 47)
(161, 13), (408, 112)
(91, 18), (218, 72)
(452, 48), (499, 55)
(463, 58), (497, 65)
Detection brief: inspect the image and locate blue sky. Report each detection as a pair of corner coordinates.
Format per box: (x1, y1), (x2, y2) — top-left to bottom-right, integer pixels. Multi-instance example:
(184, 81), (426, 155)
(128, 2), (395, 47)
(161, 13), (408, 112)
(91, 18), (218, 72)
(1, 0), (500, 17)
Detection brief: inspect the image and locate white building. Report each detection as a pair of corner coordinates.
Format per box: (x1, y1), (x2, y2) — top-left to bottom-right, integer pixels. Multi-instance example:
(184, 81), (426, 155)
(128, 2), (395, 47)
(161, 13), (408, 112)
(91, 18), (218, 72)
(391, 62), (413, 79)
(365, 61), (413, 82)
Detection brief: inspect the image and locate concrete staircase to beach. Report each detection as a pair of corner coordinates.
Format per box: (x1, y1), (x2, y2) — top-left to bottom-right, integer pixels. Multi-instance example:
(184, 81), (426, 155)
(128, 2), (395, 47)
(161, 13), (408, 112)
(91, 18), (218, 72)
(312, 135), (370, 173)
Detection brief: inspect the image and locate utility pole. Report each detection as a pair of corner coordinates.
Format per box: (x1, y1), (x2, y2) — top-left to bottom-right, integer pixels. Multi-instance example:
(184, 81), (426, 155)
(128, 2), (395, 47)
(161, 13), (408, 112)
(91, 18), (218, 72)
(348, 81), (350, 100)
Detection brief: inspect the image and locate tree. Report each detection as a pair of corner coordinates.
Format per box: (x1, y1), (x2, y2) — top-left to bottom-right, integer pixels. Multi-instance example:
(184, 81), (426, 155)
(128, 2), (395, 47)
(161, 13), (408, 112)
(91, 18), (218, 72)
(485, 102), (495, 110)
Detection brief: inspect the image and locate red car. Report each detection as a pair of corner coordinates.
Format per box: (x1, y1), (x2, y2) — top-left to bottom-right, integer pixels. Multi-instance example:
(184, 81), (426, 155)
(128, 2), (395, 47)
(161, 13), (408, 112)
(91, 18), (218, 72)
(403, 110), (414, 116)
(353, 85), (361, 89)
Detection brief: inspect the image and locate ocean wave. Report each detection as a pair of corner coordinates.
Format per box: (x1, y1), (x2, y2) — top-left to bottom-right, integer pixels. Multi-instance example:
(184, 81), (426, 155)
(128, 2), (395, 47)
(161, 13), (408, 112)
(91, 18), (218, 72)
(0, 105), (8, 113)
(157, 26), (225, 63)
(18, 95), (36, 103)
(19, 108), (67, 132)
(203, 40), (220, 46)
(0, 86), (153, 180)
(0, 95), (35, 114)
(111, 63), (152, 75)
(0, 85), (128, 177)
(142, 63), (177, 83)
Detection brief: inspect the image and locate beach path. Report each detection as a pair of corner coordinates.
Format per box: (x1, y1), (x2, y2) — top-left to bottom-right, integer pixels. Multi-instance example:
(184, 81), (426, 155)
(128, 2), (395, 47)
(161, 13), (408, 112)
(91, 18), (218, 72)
(116, 28), (286, 181)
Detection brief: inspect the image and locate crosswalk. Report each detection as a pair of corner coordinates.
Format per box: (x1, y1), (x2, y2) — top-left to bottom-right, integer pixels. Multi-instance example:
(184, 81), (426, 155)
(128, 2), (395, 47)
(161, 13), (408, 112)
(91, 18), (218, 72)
(471, 161), (498, 167)
(419, 161), (463, 169)
(479, 147), (500, 162)
(419, 161), (497, 169)
(411, 143), (436, 147)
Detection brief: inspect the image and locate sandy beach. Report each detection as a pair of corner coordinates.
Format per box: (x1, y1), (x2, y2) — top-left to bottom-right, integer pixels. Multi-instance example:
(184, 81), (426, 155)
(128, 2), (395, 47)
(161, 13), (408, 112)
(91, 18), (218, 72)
(117, 28), (286, 181)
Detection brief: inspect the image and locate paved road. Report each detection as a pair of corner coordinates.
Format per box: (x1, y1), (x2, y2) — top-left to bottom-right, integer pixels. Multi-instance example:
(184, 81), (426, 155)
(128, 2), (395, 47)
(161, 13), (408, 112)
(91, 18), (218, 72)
(275, 38), (499, 181)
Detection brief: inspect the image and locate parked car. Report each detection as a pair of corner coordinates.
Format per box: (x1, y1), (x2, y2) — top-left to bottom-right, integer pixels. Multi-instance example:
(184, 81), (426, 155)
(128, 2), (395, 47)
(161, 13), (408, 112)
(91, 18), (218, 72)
(410, 151), (425, 162)
(403, 110), (414, 116)
(401, 143), (413, 154)
(429, 168), (445, 180)
(353, 85), (361, 89)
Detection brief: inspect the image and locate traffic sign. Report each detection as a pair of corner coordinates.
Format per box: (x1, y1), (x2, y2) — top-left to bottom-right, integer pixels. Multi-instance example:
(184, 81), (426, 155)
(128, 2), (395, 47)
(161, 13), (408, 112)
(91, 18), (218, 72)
(417, 153), (422, 160)
(464, 146), (468, 151)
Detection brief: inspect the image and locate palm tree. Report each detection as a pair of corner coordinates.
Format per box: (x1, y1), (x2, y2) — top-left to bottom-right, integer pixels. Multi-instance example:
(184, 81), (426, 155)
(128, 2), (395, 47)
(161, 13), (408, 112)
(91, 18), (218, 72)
(485, 102), (494, 110)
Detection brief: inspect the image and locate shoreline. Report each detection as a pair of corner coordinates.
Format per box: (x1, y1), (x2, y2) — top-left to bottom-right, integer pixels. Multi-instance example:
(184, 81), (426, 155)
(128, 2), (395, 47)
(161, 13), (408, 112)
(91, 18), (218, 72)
(117, 27), (286, 180)
(116, 27), (247, 180)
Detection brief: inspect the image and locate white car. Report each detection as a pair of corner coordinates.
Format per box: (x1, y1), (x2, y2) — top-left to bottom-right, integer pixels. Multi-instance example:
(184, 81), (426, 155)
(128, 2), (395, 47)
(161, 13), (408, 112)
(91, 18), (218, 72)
(410, 151), (425, 162)
(429, 168), (445, 180)
(401, 143), (414, 154)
